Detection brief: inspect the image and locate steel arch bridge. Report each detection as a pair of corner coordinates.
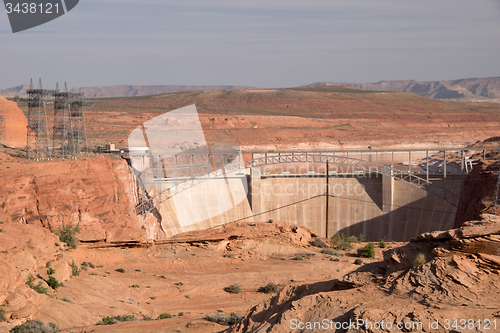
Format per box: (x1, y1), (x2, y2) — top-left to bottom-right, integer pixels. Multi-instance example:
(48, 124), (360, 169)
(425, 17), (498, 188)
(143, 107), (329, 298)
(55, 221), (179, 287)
(134, 150), (468, 214)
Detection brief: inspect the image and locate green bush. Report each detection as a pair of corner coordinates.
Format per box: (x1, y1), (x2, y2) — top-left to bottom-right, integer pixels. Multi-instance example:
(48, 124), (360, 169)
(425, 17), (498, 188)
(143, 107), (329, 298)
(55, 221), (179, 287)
(26, 274), (50, 296)
(0, 307), (5, 322)
(259, 282), (279, 294)
(330, 257), (340, 262)
(331, 233), (356, 251)
(54, 224), (80, 249)
(115, 268), (126, 273)
(354, 258), (363, 265)
(71, 261), (80, 276)
(359, 233), (365, 242)
(413, 253), (426, 267)
(309, 238), (326, 248)
(378, 236), (386, 248)
(46, 267), (55, 276)
(205, 312), (242, 326)
(357, 243), (375, 258)
(291, 254), (305, 260)
(96, 314), (136, 325)
(157, 313), (173, 320)
(130, 284), (139, 288)
(9, 320), (59, 333)
(46, 276), (63, 289)
(223, 284), (242, 294)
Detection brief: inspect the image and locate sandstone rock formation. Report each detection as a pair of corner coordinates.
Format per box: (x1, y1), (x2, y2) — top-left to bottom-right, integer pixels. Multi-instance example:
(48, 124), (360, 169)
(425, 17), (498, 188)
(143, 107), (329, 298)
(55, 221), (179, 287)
(229, 213), (500, 332)
(0, 95), (27, 149)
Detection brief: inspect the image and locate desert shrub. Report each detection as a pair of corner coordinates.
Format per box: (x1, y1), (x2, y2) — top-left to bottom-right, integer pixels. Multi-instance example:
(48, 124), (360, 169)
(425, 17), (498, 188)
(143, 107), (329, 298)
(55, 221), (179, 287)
(54, 224), (80, 249)
(222, 253), (235, 258)
(115, 268), (125, 273)
(135, 269), (141, 272)
(159, 275), (166, 279)
(259, 282), (280, 294)
(0, 307), (5, 321)
(413, 253), (426, 267)
(268, 219), (274, 223)
(359, 233), (365, 242)
(130, 284), (139, 288)
(330, 257), (340, 262)
(71, 261), (80, 276)
(331, 233), (355, 251)
(46, 267), (55, 276)
(205, 312), (242, 326)
(178, 312), (184, 317)
(378, 236), (386, 248)
(354, 258), (363, 265)
(60, 296), (72, 303)
(321, 248), (340, 256)
(96, 314), (136, 325)
(291, 254), (304, 260)
(26, 274), (50, 296)
(223, 284), (242, 294)
(309, 238), (326, 248)
(357, 243), (375, 258)
(157, 313), (173, 320)
(46, 276), (63, 289)
(174, 281), (184, 286)
(9, 320), (59, 333)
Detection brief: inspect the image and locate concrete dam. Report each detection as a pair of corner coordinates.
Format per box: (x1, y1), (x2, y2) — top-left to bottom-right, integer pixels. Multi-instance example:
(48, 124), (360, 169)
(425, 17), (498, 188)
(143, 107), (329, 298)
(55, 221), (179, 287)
(151, 164), (462, 241)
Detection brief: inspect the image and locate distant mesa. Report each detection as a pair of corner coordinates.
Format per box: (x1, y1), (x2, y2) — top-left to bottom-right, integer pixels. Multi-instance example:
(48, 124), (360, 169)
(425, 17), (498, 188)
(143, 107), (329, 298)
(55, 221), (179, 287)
(0, 84), (257, 99)
(304, 76), (500, 100)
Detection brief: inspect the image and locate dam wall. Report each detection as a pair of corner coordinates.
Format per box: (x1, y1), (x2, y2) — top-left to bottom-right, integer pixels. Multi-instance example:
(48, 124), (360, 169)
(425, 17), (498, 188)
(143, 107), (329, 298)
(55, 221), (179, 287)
(154, 169), (462, 241)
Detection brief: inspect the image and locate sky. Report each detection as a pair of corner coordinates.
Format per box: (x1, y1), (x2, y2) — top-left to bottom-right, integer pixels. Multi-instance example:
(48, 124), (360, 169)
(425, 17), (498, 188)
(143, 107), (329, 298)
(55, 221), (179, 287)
(1, 0), (500, 89)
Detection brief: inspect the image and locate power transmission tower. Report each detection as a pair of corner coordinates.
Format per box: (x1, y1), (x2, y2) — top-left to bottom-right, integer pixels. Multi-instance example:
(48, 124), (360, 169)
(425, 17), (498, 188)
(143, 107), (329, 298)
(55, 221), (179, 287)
(53, 82), (75, 158)
(26, 78), (51, 160)
(69, 91), (88, 156)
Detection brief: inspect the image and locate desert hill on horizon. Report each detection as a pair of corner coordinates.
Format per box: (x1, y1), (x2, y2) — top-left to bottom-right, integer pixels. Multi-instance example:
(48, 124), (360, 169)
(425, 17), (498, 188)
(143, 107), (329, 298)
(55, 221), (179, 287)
(0, 84), (257, 99)
(1, 76), (500, 100)
(306, 76), (500, 100)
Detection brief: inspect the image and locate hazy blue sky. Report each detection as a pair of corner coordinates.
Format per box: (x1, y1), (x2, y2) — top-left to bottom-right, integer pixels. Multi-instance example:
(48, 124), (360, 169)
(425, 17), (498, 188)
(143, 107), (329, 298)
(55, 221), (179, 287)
(1, 0), (499, 89)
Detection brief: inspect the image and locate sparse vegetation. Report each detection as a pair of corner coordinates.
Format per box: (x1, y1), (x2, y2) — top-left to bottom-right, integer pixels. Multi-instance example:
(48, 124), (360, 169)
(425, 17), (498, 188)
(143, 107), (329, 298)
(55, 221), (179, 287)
(0, 306), (5, 322)
(115, 268), (126, 273)
(357, 242), (375, 258)
(96, 314), (137, 325)
(26, 274), (50, 296)
(46, 267), (55, 276)
(71, 261), (80, 276)
(54, 223), (80, 249)
(321, 248), (341, 256)
(159, 275), (166, 279)
(46, 276), (63, 289)
(330, 257), (340, 262)
(413, 253), (426, 267)
(174, 281), (184, 286)
(378, 236), (386, 248)
(359, 233), (365, 242)
(135, 269), (141, 272)
(223, 284), (242, 294)
(309, 238), (326, 248)
(9, 320), (59, 333)
(130, 284), (139, 288)
(205, 312), (242, 326)
(60, 296), (72, 303)
(268, 219), (274, 223)
(157, 313), (173, 320)
(291, 254), (305, 260)
(331, 233), (356, 250)
(259, 282), (280, 294)
(354, 258), (363, 265)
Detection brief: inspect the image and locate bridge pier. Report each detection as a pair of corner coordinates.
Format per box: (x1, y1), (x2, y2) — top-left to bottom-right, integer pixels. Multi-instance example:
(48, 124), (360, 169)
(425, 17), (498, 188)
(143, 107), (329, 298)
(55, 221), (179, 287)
(382, 166), (394, 213)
